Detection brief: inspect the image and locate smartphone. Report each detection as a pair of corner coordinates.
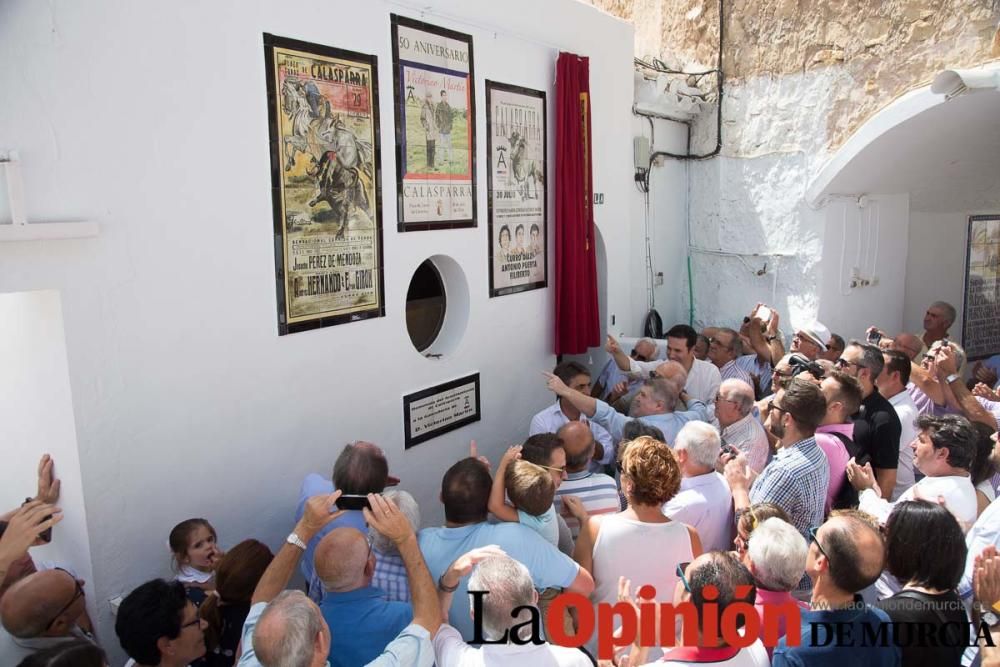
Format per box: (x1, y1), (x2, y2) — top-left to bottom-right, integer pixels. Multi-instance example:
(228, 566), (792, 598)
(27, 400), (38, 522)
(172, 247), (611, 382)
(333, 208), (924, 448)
(757, 306), (772, 322)
(867, 330), (882, 344)
(335, 494), (371, 511)
(720, 444), (738, 458)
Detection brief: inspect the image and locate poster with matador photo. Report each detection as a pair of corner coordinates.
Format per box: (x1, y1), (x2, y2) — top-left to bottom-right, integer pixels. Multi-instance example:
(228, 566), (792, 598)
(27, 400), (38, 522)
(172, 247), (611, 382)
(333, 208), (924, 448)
(486, 81), (547, 297)
(264, 33), (384, 335)
(391, 14), (476, 231)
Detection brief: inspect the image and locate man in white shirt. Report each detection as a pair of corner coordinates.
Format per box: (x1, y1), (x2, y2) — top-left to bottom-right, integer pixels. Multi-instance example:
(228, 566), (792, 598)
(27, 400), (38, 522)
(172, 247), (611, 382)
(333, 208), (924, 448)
(847, 413), (978, 532)
(876, 349), (920, 500)
(433, 552), (591, 666)
(529, 361), (614, 470)
(662, 421), (734, 551)
(607, 325), (721, 416)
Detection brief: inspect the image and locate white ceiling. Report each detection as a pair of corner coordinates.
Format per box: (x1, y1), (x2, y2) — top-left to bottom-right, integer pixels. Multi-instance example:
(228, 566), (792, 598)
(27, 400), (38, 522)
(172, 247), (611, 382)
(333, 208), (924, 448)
(818, 89), (1000, 213)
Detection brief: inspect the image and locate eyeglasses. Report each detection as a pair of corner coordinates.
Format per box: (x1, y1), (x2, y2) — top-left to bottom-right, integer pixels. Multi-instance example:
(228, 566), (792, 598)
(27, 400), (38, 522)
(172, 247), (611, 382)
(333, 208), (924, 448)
(808, 526), (832, 565)
(676, 562), (692, 592)
(536, 462), (567, 476)
(44, 568), (84, 631)
(793, 333), (818, 347)
(834, 358), (864, 370)
(708, 337), (732, 351)
(630, 349), (649, 362)
(715, 394), (740, 406)
(767, 400), (789, 417)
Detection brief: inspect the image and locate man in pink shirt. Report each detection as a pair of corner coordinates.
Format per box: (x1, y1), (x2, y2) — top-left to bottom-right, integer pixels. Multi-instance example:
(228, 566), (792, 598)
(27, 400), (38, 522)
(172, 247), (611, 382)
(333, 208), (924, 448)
(815, 371), (863, 512)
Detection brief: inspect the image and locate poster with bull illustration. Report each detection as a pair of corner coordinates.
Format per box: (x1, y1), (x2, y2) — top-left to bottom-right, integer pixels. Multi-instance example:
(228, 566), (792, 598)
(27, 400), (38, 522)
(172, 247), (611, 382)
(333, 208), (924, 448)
(391, 15), (476, 231)
(486, 81), (547, 298)
(264, 34), (384, 335)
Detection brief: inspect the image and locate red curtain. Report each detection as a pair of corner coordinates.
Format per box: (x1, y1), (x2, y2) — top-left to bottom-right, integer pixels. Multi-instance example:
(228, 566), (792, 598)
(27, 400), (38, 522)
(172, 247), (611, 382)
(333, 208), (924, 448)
(554, 52), (600, 355)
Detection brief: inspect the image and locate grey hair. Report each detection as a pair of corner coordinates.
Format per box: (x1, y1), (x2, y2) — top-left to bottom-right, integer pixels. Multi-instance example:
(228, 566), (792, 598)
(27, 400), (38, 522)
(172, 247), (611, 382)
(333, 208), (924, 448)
(747, 518), (808, 592)
(719, 379), (754, 417)
(674, 421), (721, 469)
(253, 591), (325, 667)
(370, 490), (420, 555)
(637, 337), (659, 358)
(847, 341), (885, 379)
(646, 378), (679, 412)
(467, 556), (536, 641)
(930, 301), (957, 326)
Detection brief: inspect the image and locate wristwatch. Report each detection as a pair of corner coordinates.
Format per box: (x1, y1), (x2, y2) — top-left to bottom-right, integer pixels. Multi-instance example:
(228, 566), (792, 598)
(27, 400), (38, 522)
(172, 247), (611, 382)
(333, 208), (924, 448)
(438, 574), (459, 593)
(981, 605), (1000, 627)
(286, 532), (307, 550)
(945, 373), (961, 384)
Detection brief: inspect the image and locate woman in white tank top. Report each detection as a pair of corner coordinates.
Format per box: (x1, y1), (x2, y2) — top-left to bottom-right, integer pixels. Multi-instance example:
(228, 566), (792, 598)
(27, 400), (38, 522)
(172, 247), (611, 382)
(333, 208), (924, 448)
(573, 435), (703, 655)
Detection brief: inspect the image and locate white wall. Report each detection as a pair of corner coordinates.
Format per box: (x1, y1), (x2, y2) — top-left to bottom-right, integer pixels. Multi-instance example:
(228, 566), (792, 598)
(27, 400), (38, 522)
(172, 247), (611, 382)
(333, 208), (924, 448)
(0, 0), (633, 660)
(903, 211), (968, 338)
(0, 291), (95, 617)
(817, 195), (909, 342)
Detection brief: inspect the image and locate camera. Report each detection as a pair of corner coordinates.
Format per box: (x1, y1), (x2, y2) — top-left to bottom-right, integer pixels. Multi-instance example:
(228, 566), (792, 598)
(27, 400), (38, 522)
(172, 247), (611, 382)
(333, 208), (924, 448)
(335, 494), (372, 511)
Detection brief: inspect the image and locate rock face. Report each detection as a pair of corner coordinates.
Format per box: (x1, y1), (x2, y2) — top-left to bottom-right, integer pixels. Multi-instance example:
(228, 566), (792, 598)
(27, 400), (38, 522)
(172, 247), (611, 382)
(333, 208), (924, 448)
(585, 0), (999, 329)
(590, 0), (1000, 153)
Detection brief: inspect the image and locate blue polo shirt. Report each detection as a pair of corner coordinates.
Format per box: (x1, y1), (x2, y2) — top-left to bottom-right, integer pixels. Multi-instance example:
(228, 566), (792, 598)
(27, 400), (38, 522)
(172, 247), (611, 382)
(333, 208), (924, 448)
(418, 521), (580, 640)
(295, 474), (368, 590)
(319, 585), (412, 667)
(772, 597), (901, 667)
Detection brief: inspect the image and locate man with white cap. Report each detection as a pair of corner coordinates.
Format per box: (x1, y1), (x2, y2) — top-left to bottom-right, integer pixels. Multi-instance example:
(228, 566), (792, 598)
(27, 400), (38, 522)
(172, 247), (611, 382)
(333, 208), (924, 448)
(790, 321), (830, 362)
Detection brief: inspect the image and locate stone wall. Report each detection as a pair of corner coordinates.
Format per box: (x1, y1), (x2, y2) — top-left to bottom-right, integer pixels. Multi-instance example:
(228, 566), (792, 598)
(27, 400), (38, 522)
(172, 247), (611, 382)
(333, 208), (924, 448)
(592, 0), (1000, 152)
(586, 0), (999, 330)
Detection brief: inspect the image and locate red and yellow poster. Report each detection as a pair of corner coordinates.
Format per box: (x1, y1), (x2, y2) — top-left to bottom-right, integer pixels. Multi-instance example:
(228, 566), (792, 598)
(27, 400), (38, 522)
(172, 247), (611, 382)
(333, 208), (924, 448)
(264, 34), (384, 334)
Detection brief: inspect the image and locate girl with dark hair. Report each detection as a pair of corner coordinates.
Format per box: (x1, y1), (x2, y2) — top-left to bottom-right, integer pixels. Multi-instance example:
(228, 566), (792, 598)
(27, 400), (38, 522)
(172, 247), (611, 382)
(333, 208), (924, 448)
(168, 518), (222, 604)
(875, 500), (970, 667)
(16, 639), (107, 667)
(199, 539), (273, 667)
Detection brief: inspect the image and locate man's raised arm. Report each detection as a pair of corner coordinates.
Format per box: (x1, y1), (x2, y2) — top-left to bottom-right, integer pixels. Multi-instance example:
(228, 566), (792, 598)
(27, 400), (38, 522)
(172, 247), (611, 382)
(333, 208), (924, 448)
(251, 491), (343, 605)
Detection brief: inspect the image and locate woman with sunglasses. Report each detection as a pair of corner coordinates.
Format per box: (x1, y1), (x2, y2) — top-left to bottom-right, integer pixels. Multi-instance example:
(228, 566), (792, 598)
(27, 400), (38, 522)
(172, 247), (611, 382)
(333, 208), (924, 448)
(573, 435), (702, 659)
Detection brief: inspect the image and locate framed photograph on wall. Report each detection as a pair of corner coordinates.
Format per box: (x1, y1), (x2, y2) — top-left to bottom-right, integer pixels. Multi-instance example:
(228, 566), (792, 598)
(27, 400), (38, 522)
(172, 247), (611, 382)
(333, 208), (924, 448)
(391, 14), (476, 231)
(264, 34), (385, 335)
(962, 214), (1000, 359)
(486, 81), (547, 297)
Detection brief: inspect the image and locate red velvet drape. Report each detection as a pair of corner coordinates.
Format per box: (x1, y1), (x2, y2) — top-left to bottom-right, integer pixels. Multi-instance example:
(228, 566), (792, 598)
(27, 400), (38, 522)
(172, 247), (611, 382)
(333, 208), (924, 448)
(554, 52), (600, 355)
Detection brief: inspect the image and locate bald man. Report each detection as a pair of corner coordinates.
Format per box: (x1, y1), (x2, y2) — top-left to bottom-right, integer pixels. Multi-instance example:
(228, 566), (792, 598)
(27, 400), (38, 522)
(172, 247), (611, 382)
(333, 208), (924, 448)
(772, 515), (899, 665)
(0, 569), (95, 664)
(315, 527), (411, 667)
(553, 421), (621, 538)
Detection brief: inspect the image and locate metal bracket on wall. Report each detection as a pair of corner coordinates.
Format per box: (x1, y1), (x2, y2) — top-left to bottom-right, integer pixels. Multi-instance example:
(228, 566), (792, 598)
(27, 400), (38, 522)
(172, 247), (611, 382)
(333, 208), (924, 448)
(0, 150), (99, 242)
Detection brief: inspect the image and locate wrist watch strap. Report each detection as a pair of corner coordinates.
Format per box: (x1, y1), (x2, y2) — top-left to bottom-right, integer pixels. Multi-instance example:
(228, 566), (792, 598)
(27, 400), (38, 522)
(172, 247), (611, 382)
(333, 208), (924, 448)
(286, 532), (307, 550)
(438, 573), (459, 593)
(945, 373), (960, 384)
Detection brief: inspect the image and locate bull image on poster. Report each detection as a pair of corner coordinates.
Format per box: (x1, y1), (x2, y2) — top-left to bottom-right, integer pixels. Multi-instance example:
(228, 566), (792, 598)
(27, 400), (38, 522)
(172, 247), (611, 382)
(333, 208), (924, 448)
(391, 14), (476, 231)
(486, 81), (547, 297)
(264, 34), (384, 335)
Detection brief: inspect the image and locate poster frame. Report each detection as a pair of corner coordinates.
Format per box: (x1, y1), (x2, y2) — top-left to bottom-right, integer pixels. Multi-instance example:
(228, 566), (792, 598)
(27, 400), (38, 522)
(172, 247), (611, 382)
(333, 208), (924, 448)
(485, 80), (548, 298)
(390, 14), (477, 232)
(962, 213), (1000, 360)
(264, 32), (385, 335)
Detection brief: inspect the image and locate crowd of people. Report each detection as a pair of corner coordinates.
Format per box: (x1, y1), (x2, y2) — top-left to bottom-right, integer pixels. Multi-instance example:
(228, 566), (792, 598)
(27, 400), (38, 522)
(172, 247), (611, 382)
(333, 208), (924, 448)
(4, 300), (1000, 667)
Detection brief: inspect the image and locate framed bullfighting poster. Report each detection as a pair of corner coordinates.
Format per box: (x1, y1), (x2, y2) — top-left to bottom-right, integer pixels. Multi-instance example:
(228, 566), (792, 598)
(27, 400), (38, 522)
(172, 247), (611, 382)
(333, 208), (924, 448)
(264, 33), (385, 335)
(486, 81), (547, 298)
(963, 214), (1000, 359)
(391, 15), (476, 231)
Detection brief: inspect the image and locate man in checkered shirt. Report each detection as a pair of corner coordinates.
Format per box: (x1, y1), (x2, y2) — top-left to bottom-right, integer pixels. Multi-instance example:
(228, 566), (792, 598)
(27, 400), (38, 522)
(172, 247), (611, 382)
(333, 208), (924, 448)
(371, 490), (421, 602)
(725, 377), (830, 540)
